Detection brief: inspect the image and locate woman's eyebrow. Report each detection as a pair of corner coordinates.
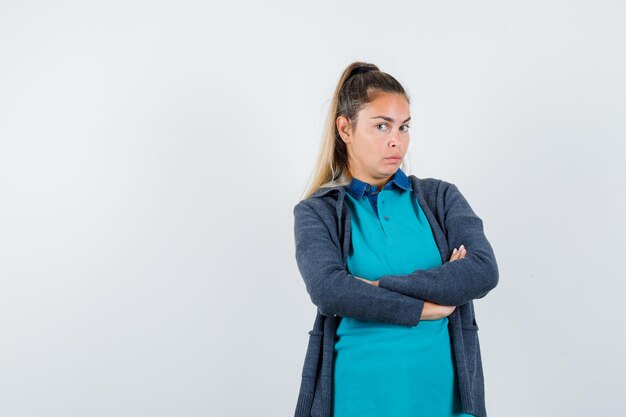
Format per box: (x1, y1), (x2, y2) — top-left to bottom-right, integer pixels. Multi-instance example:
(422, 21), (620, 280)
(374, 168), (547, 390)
(370, 116), (411, 123)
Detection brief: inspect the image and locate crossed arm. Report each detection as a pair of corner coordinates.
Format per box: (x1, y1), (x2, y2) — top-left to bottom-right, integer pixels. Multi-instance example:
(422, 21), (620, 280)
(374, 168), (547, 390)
(293, 202), (426, 327)
(376, 183), (499, 306)
(293, 182), (498, 325)
(354, 245), (467, 287)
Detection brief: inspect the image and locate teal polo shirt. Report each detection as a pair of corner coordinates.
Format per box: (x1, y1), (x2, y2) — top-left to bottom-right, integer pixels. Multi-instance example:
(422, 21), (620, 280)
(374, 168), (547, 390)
(332, 167), (474, 416)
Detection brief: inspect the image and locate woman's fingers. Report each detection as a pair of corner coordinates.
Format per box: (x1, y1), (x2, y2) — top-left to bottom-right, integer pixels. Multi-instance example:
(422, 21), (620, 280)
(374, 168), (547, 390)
(449, 245), (467, 261)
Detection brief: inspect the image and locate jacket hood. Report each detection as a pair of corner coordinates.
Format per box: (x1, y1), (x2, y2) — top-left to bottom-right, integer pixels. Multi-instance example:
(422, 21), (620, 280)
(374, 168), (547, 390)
(307, 184), (348, 222)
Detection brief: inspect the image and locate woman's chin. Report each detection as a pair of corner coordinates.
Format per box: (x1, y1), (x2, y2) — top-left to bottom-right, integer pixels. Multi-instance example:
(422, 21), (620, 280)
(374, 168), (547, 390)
(381, 163), (399, 172)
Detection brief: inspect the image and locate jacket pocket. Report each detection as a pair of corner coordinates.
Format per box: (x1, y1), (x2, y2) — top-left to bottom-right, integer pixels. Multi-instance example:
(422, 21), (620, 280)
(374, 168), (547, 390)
(460, 319), (480, 381)
(302, 330), (324, 379)
(461, 315), (479, 331)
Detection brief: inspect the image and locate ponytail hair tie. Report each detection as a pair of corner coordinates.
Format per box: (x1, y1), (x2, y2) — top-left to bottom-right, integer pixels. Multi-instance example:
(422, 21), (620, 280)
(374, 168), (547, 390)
(348, 66), (375, 78)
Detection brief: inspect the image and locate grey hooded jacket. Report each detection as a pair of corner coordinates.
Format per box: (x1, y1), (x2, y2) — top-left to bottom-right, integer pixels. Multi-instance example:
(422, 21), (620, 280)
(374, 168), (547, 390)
(292, 174), (499, 417)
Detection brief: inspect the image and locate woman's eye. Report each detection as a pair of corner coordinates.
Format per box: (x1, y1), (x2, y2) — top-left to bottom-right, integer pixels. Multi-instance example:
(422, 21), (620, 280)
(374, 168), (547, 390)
(377, 124), (410, 132)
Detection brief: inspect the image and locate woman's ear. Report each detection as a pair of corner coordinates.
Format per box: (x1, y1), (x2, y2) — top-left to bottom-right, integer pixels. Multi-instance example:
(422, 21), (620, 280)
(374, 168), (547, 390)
(336, 115), (353, 144)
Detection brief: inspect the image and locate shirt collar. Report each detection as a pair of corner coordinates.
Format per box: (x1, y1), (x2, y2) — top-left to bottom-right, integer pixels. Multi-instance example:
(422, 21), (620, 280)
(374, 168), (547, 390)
(345, 167), (412, 200)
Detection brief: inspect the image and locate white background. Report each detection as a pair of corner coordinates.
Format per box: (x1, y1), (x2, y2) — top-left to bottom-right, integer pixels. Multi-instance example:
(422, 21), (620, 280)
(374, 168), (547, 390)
(1, 1), (624, 416)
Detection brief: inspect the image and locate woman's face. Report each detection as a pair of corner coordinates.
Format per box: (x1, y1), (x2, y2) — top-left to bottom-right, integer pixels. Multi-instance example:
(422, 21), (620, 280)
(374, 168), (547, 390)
(336, 91), (410, 189)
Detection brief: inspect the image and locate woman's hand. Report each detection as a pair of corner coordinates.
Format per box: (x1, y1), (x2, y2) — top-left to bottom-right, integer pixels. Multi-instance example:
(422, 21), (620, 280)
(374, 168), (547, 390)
(448, 244), (467, 262)
(422, 244), (467, 320)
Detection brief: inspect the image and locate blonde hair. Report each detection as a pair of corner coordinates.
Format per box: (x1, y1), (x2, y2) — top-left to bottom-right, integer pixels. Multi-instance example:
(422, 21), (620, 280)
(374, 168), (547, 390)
(300, 61), (411, 200)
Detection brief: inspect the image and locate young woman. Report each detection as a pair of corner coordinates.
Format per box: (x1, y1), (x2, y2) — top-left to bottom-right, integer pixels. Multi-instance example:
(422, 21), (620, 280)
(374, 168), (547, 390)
(293, 61), (499, 417)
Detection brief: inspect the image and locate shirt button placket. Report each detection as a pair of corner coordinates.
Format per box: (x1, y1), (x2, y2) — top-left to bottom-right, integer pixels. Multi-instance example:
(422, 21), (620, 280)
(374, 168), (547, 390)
(379, 193), (389, 221)
(378, 192), (391, 239)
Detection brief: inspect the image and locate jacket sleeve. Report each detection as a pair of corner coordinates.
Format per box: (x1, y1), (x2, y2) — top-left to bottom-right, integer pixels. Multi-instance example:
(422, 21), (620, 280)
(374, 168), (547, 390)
(377, 182), (499, 306)
(294, 201), (425, 326)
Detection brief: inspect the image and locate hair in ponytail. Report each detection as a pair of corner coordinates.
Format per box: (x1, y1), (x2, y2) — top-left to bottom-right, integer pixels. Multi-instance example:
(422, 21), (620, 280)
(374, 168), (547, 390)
(300, 61), (410, 200)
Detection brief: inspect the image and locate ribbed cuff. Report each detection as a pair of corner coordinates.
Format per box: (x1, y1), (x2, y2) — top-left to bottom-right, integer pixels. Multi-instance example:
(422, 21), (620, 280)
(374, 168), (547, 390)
(378, 274), (410, 295)
(293, 391), (314, 417)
